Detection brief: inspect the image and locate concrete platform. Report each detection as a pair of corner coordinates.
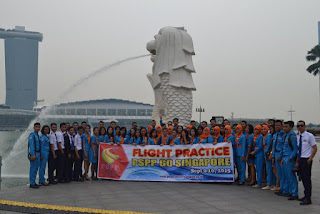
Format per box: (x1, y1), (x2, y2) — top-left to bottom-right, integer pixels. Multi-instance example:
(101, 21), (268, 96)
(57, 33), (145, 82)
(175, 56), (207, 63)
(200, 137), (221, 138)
(1, 151), (320, 213)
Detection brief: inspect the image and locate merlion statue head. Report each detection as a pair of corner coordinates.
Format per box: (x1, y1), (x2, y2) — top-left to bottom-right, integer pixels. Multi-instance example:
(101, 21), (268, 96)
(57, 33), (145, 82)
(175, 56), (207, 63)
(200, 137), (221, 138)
(146, 26), (196, 90)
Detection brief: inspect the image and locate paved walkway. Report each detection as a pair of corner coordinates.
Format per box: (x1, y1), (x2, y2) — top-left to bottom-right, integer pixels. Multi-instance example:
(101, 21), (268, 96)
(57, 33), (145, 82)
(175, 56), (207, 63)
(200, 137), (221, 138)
(1, 150), (320, 213)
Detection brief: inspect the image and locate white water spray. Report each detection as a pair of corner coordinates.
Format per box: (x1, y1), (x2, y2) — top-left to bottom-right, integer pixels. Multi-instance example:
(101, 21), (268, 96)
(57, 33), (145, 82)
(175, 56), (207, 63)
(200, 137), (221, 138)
(2, 54), (150, 176)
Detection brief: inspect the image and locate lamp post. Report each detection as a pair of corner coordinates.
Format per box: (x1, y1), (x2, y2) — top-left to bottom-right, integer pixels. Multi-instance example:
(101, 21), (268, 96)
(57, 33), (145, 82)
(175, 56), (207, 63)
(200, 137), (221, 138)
(196, 106), (205, 124)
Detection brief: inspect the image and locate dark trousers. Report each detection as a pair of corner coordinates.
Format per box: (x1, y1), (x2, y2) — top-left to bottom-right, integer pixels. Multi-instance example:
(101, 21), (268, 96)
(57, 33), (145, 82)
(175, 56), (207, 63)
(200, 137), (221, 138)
(74, 150), (83, 179)
(65, 152), (73, 181)
(57, 149), (66, 181)
(299, 158), (312, 199)
(48, 151), (58, 182)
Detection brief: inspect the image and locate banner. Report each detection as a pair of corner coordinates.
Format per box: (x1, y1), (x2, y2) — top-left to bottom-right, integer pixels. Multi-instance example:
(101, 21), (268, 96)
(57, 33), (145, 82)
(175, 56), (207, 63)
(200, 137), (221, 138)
(97, 143), (234, 182)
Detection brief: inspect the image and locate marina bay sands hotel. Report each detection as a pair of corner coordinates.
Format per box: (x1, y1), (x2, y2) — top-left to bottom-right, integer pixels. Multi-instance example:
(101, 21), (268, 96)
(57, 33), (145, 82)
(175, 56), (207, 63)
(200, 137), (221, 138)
(0, 26), (43, 110)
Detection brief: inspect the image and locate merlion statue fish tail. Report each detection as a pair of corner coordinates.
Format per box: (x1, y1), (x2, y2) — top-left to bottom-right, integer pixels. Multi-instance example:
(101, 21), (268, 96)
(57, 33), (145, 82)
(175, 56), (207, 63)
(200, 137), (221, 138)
(146, 26), (196, 127)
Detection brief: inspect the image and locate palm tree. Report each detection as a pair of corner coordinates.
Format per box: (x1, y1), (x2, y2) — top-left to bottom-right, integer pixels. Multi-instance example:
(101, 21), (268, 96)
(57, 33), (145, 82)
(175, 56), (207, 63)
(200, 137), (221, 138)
(306, 45), (320, 76)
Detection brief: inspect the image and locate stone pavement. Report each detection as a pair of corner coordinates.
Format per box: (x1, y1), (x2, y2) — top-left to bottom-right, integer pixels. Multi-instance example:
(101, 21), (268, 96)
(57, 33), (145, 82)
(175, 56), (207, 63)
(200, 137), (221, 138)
(1, 150), (320, 213)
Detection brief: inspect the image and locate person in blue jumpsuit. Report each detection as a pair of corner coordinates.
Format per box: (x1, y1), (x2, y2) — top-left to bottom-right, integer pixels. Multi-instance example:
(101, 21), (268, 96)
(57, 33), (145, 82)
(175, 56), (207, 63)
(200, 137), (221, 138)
(190, 128), (199, 144)
(245, 124), (255, 185)
(28, 123), (41, 188)
(261, 125), (276, 190)
(131, 129), (141, 145)
(39, 125), (50, 186)
(272, 120), (286, 195)
(235, 125), (247, 185)
(249, 125), (264, 188)
(147, 129), (159, 145)
(115, 127), (129, 145)
(211, 126), (224, 144)
(104, 126), (114, 144)
(168, 129), (181, 145)
(82, 125), (91, 180)
(281, 121), (298, 200)
(90, 127), (99, 180)
(199, 127), (211, 144)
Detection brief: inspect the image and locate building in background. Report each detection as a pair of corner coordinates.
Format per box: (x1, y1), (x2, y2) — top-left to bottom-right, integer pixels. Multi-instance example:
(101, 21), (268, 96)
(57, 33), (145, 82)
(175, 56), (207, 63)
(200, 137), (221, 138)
(0, 26), (43, 110)
(34, 99), (154, 128)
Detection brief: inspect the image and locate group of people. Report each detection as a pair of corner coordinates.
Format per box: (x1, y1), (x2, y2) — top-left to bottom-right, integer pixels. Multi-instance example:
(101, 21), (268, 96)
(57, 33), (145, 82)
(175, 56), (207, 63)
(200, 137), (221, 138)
(28, 117), (317, 205)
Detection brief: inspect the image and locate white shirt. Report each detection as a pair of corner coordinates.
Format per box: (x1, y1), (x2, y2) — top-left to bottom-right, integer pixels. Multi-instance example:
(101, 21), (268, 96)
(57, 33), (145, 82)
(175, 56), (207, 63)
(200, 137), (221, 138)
(49, 131), (58, 151)
(74, 134), (82, 150)
(297, 131), (316, 158)
(56, 131), (65, 149)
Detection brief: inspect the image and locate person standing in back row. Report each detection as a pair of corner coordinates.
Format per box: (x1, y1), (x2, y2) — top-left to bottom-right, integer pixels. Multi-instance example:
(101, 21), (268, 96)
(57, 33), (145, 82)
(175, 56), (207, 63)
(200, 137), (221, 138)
(48, 123), (58, 184)
(296, 121), (317, 205)
(56, 123), (67, 183)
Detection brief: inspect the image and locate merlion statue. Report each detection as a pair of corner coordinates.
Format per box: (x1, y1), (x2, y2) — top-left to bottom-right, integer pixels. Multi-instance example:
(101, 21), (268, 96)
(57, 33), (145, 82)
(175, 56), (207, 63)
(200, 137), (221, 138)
(146, 26), (196, 127)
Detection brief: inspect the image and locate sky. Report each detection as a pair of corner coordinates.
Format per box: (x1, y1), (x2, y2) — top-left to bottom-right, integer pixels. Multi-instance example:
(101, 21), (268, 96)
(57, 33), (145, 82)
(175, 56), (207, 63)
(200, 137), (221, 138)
(1, 0), (320, 124)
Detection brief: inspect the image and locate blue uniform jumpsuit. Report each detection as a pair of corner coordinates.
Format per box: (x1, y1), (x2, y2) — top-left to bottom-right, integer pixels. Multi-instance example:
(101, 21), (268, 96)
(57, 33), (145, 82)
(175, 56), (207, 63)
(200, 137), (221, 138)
(147, 138), (159, 145)
(235, 134), (247, 182)
(39, 134), (50, 184)
(89, 135), (99, 164)
(104, 135), (114, 144)
(28, 131), (41, 185)
(82, 133), (91, 161)
(253, 135), (264, 186)
(272, 130), (286, 192)
(282, 130), (298, 196)
(246, 134), (255, 166)
(263, 133), (276, 186)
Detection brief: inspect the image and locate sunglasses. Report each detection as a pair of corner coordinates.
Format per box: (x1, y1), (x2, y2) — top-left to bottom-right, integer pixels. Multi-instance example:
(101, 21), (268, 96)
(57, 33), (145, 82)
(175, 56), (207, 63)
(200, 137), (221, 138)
(297, 125), (304, 128)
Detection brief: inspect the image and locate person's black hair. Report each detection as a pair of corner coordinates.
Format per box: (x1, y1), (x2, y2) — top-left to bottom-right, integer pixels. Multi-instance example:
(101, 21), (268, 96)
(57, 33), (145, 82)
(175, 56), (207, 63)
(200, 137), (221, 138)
(41, 125), (50, 135)
(134, 128), (140, 140)
(284, 121), (294, 128)
(132, 121), (137, 125)
(119, 127), (127, 137)
(210, 118), (216, 122)
(151, 120), (156, 122)
(190, 127), (198, 137)
(161, 123), (166, 127)
(129, 128), (136, 137)
(86, 124), (91, 129)
(162, 127), (168, 131)
(115, 126), (120, 130)
(66, 122), (70, 125)
(60, 123), (66, 128)
(68, 127), (74, 131)
(78, 127), (84, 131)
(224, 119), (229, 122)
(269, 125), (275, 135)
(93, 127), (99, 132)
(173, 118), (179, 122)
(99, 121), (104, 124)
(190, 120), (196, 123)
(149, 129), (157, 138)
(268, 119), (275, 123)
(198, 126), (204, 131)
(106, 126), (114, 138)
(297, 120), (306, 126)
(72, 122), (78, 125)
(34, 122), (40, 127)
(232, 124), (238, 128)
(110, 121), (116, 124)
(50, 123), (57, 127)
(81, 121), (87, 124)
(140, 127), (147, 137)
(247, 124), (254, 134)
(176, 125), (183, 134)
(99, 127), (107, 136)
(275, 120), (283, 124)
(241, 121), (247, 125)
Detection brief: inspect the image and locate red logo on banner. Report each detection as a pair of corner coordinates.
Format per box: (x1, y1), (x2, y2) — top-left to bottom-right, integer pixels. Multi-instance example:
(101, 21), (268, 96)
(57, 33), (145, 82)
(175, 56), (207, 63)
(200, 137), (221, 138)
(98, 144), (129, 179)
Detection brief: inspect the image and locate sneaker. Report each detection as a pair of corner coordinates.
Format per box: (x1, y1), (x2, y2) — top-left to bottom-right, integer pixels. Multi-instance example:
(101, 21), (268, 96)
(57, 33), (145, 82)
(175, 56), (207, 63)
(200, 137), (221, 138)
(262, 186), (272, 190)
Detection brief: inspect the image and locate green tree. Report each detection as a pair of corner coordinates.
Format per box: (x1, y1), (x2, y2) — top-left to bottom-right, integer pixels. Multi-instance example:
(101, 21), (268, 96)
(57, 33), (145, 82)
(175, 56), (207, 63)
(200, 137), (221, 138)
(306, 45), (320, 75)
